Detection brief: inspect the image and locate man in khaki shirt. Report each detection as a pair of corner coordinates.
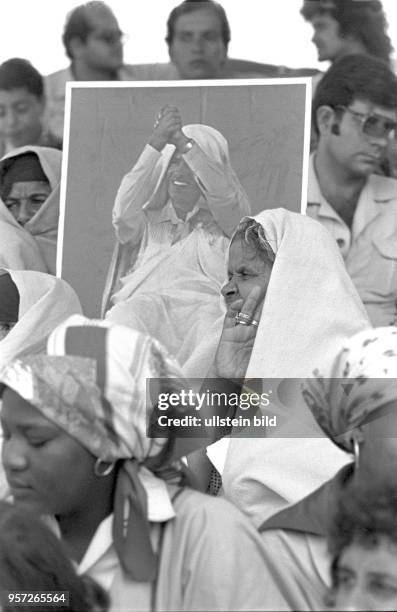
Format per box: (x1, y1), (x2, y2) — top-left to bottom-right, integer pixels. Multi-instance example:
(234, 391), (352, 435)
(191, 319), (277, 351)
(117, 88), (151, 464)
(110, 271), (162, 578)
(307, 54), (397, 327)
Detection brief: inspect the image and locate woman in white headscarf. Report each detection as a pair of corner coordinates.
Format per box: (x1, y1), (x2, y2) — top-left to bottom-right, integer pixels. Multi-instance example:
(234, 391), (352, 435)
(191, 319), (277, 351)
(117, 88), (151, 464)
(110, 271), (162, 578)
(204, 208), (371, 524)
(0, 269), (82, 370)
(0, 268), (82, 500)
(0, 145), (62, 274)
(104, 105), (250, 377)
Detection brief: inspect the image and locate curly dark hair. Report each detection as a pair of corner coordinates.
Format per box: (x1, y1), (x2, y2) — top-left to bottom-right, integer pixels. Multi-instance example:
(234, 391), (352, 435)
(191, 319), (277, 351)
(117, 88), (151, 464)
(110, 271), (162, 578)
(166, 0), (231, 48)
(312, 54), (397, 136)
(327, 483), (397, 588)
(301, 0), (393, 63)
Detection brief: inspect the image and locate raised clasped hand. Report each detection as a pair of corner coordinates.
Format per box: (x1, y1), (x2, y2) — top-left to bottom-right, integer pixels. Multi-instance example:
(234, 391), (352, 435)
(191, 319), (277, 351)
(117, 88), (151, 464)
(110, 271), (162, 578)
(149, 105), (185, 151)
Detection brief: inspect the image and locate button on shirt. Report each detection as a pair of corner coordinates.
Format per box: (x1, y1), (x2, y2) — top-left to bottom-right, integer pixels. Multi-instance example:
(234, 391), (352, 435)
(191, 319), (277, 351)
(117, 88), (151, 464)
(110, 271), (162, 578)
(307, 155), (397, 327)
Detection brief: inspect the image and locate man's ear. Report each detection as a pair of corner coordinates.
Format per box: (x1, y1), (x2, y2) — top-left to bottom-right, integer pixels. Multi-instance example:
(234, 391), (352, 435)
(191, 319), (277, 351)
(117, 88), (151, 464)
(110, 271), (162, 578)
(316, 105), (337, 136)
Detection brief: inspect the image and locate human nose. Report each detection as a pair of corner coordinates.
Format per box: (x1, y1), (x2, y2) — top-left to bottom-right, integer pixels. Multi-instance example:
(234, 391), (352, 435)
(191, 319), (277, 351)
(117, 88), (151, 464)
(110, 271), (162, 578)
(3, 108), (19, 129)
(221, 277), (238, 299)
(190, 35), (205, 53)
(339, 589), (371, 612)
(370, 133), (389, 150)
(15, 200), (31, 226)
(2, 435), (29, 473)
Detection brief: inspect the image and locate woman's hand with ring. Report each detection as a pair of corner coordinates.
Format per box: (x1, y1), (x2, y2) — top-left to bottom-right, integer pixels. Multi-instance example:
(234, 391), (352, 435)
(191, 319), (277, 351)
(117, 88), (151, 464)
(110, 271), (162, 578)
(214, 286), (262, 379)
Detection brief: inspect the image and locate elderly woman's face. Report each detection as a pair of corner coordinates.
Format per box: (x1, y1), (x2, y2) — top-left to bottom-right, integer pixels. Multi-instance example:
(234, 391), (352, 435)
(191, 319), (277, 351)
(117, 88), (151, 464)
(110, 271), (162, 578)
(167, 153), (201, 212)
(1, 388), (98, 517)
(222, 237), (273, 310)
(3, 180), (51, 226)
(334, 536), (397, 611)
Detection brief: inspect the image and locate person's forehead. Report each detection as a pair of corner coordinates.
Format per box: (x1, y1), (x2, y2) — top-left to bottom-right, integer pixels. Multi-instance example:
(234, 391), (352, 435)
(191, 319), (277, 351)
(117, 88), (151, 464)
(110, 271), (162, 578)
(229, 238), (264, 267)
(8, 181), (50, 195)
(350, 98), (397, 122)
(0, 89), (38, 105)
(85, 4), (119, 32)
(1, 388), (49, 427)
(174, 8), (223, 34)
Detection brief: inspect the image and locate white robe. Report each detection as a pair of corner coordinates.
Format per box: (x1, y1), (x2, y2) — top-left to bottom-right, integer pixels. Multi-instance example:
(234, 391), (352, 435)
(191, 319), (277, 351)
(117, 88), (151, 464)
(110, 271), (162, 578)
(105, 124), (250, 377)
(214, 208), (371, 524)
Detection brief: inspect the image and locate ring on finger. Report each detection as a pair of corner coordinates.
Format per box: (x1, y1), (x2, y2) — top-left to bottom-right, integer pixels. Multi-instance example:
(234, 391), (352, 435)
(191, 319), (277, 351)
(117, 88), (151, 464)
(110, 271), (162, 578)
(250, 319), (259, 327)
(236, 312), (252, 321)
(235, 313), (251, 326)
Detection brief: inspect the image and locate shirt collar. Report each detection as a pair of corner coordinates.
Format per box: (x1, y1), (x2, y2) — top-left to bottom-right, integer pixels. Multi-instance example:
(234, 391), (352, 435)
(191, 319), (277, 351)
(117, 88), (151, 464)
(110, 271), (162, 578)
(259, 463), (354, 537)
(307, 154), (343, 223)
(159, 201), (201, 224)
(308, 153), (397, 221)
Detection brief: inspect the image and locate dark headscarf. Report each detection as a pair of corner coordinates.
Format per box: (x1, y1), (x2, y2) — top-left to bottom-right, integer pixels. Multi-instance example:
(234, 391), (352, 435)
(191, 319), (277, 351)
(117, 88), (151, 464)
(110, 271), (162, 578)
(0, 153), (48, 200)
(0, 272), (19, 321)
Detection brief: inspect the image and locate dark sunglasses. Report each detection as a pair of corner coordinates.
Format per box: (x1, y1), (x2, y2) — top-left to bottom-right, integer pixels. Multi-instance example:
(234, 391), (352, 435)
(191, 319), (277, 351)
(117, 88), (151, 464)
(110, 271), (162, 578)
(336, 105), (397, 139)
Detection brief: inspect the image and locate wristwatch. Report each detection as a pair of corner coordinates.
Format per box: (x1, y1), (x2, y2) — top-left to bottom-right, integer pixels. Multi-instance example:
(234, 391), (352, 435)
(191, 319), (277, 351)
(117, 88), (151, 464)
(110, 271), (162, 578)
(180, 138), (194, 154)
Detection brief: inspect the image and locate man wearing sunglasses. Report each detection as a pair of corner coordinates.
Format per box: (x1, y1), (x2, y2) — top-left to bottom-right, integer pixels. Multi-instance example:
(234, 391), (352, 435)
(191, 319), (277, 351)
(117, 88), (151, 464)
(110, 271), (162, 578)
(45, 1), (140, 142)
(307, 54), (397, 327)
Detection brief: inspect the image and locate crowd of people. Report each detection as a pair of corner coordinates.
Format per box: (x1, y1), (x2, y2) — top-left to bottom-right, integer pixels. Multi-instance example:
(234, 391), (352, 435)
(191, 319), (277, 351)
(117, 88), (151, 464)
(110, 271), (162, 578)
(1, 0), (397, 611)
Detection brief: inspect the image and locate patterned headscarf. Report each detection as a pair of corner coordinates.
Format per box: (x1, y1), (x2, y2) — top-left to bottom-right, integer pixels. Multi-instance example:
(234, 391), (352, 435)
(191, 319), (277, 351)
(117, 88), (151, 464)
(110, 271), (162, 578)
(0, 315), (204, 582)
(302, 327), (397, 453)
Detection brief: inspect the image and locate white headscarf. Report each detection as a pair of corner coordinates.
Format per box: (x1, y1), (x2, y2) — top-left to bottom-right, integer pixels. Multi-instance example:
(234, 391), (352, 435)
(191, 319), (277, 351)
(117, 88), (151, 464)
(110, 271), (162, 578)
(220, 208), (371, 524)
(113, 123), (248, 243)
(0, 269), (82, 371)
(0, 215), (47, 272)
(0, 146), (62, 274)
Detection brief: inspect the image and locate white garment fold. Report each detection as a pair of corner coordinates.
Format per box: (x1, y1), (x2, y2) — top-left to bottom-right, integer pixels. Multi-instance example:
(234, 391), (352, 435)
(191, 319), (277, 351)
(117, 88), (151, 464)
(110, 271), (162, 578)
(106, 124), (250, 377)
(219, 208), (371, 525)
(0, 146), (62, 274)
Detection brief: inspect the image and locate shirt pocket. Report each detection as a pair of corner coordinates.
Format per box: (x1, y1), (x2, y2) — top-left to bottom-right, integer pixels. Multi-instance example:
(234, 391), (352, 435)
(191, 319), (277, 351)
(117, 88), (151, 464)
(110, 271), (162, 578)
(369, 237), (397, 296)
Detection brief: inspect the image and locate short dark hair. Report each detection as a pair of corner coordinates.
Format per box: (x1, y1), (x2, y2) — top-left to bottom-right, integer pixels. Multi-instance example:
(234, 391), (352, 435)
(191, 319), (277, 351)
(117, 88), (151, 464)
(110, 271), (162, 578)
(301, 0), (393, 63)
(62, 1), (108, 60)
(0, 58), (43, 99)
(166, 0), (231, 48)
(312, 54), (397, 135)
(327, 484), (397, 588)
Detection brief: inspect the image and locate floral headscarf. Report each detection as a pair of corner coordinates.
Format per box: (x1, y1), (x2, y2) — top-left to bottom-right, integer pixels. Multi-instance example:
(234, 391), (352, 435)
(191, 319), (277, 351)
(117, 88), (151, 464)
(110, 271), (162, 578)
(302, 326), (397, 453)
(0, 315), (205, 582)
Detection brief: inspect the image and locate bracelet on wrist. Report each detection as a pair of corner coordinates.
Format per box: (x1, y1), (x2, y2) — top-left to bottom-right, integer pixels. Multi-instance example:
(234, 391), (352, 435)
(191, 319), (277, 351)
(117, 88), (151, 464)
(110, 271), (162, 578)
(179, 138), (194, 154)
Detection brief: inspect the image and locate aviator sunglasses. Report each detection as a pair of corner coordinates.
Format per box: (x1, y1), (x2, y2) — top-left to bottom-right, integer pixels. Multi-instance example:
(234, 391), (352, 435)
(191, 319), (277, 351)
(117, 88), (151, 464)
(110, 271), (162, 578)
(335, 105), (397, 139)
